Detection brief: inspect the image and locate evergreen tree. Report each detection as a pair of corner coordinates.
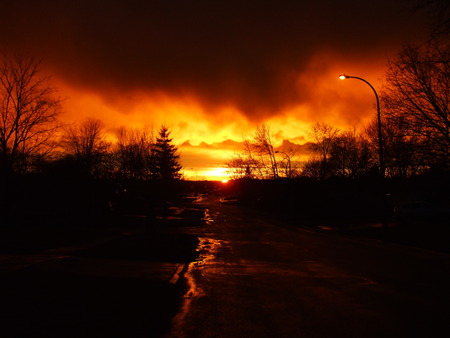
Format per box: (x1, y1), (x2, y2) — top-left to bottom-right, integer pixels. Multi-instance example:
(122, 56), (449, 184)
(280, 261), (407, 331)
(152, 125), (182, 180)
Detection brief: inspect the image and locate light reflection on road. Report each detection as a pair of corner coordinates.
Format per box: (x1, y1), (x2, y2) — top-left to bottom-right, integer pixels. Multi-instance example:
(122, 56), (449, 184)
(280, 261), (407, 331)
(203, 209), (214, 225)
(170, 236), (227, 336)
(167, 195), (450, 337)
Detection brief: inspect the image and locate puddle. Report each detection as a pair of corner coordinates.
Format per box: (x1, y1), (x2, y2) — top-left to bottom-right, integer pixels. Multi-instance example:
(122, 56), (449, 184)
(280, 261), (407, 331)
(170, 236), (226, 334)
(194, 237), (224, 264)
(203, 208), (215, 225)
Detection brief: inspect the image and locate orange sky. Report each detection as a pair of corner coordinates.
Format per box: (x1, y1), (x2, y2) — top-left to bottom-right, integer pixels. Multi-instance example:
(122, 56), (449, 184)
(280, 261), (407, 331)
(0, 0), (435, 180)
(52, 57), (394, 180)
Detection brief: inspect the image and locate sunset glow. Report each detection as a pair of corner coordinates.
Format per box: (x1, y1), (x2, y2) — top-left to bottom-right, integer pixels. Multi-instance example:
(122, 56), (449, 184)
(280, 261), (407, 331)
(1, 3), (448, 337)
(184, 167), (231, 182)
(52, 63), (404, 180)
(0, 1), (432, 180)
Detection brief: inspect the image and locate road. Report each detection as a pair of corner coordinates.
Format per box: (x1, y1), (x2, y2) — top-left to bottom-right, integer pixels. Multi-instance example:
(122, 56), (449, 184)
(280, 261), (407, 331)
(168, 196), (450, 338)
(0, 220), (197, 337)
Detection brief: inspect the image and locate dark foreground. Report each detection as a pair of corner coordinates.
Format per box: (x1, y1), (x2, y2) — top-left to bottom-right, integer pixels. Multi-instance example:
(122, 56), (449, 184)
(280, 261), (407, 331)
(0, 211), (199, 337)
(169, 196), (450, 337)
(1, 195), (449, 337)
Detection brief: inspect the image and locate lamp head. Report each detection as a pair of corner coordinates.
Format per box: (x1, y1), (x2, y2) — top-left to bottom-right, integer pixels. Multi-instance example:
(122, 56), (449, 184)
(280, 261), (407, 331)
(339, 74), (347, 80)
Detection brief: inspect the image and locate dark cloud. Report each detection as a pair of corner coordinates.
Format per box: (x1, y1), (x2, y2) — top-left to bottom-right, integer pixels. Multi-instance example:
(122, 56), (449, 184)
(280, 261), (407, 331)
(0, 0), (429, 121)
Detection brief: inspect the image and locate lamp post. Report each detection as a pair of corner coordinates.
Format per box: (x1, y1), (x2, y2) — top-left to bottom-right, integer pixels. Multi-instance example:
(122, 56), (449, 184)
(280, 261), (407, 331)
(340, 74), (387, 227)
(339, 74), (385, 178)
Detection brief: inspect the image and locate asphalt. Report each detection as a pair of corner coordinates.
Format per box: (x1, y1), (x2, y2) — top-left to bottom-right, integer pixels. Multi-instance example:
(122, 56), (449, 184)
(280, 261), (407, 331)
(167, 197), (450, 338)
(0, 209), (201, 338)
(1, 197), (448, 337)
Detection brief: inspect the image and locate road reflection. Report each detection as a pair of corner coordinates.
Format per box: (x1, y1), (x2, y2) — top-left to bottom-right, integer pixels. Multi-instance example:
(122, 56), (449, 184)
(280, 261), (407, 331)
(167, 195), (450, 337)
(169, 236), (227, 336)
(203, 209), (214, 225)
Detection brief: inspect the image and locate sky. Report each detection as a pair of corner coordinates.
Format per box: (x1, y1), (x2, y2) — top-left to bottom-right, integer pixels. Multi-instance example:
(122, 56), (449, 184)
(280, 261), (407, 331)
(0, 0), (434, 180)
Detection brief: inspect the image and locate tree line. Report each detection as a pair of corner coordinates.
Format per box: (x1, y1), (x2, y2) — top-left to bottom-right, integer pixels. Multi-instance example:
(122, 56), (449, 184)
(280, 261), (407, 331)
(0, 54), (182, 182)
(0, 54), (184, 226)
(1, 28), (449, 184)
(227, 37), (450, 181)
(57, 120), (182, 181)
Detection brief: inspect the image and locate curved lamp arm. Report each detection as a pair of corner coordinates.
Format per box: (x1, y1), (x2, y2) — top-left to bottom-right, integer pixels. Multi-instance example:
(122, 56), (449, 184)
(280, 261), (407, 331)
(339, 74), (385, 178)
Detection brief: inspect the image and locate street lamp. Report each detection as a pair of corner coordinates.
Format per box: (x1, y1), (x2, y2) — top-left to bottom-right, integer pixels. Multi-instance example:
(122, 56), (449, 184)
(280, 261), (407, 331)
(340, 74), (388, 227)
(339, 74), (385, 178)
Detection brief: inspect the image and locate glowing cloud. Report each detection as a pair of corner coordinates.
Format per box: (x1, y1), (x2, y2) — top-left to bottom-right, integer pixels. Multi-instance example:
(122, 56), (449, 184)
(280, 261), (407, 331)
(0, 1), (433, 179)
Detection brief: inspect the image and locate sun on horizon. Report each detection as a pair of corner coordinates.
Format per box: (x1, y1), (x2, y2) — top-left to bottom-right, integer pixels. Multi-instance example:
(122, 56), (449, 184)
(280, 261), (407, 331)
(184, 166), (231, 181)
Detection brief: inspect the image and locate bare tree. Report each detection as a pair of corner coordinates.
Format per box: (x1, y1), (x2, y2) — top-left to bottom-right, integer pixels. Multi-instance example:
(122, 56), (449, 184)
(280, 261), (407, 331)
(61, 118), (111, 177)
(242, 138), (265, 179)
(0, 54), (62, 175)
(226, 155), (254, 180)
(275, 146), (299, 178)
(301, 157), (323, 179)
(253, 124), (279, 179)
(374, 114), (427, 177)
(226, 137), (265, 180)
(330, 128), (373, 178)
(115, 126), (154, 180)
(308, 122), (340, 179)
(382, 41), (450, 170)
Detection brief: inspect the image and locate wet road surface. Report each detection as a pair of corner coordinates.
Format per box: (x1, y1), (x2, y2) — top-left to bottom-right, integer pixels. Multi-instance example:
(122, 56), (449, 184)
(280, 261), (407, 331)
(168, 196), (450, 337)
(0, 222), (198, 337)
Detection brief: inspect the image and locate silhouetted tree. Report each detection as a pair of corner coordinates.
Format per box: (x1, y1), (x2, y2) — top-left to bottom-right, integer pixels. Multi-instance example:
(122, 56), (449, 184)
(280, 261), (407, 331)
(227, 125), (280, 180)
(330, 129), (373, 178)
(61, 118), (111, 177)
(275, 146), (300, 178)
(253, 125), (279, 179)
(382, 40), (450, 170)
(226, 154), (256, 179)
(152, 125), (182, 180)
(370, 114), (425, 178)
(115, 126), (154, 180)
(0, 54), (62, 175)
(242, 138), (266, 179)
(301, 157), (322, 179)
(307, 122), (340, 179)
(227, 125), (306, 180)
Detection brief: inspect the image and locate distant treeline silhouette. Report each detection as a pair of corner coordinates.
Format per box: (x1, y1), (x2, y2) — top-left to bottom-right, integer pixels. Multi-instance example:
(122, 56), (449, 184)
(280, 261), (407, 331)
(227, 39), (450, 180)
(1, 34), (450, 226)
(0, 54), (183, 226)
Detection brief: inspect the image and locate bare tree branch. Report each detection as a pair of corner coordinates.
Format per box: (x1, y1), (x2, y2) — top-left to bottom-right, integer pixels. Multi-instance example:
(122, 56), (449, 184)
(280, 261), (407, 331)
(0, 54), (62, 174)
